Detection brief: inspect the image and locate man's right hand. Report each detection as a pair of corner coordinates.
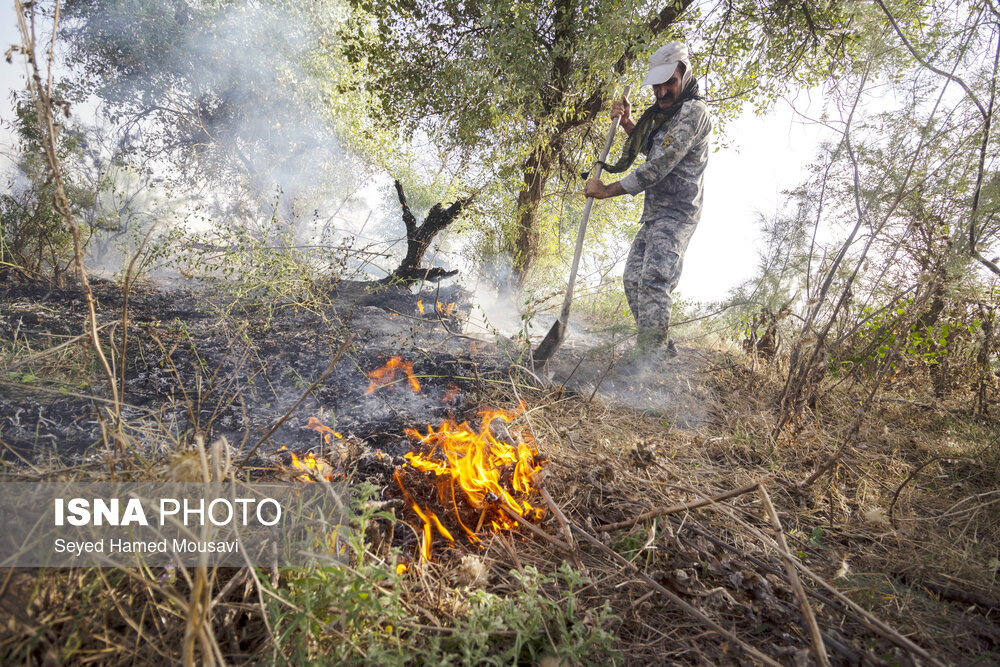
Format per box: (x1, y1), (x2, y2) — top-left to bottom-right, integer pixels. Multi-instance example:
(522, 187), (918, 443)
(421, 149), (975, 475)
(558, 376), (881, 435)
(611, 95), (635, 134)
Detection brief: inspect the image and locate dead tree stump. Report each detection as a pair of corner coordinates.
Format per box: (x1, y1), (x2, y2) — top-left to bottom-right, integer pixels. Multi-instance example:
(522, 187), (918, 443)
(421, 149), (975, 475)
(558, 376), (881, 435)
(383, 180), (472, 285)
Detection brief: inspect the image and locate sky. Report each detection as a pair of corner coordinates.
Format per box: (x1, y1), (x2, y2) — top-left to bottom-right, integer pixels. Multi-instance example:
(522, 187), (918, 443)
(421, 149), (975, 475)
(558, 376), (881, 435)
(0, 5), (828, 305)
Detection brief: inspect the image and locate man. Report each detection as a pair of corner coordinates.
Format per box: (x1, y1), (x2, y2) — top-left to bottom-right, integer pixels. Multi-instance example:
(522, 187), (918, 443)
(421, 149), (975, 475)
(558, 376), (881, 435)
(585, 42), (711, 359)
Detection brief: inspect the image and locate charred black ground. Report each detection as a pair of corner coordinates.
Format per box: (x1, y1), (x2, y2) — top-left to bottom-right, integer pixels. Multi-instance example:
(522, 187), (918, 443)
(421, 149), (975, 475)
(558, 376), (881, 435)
(1, 276), (519, 465)
(3, 277), (999, 666)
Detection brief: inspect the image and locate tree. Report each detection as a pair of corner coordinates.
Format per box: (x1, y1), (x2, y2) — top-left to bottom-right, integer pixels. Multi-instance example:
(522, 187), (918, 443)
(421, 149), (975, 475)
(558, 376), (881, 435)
(1, 97), (94, 284)
(58, 0), (368, 220)
(341, 0), (859, 280)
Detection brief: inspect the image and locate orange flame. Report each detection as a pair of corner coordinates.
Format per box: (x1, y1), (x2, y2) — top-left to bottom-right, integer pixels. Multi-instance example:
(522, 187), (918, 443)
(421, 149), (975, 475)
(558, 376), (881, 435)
(396, 403), (543, 560)
(288, 451), (337, 482)
(282, 418), (344, 482)
(365, 356), (421, 394)
(436, 301), (456, 316)
(416, 300), (425, 315)
(306, 416), (342, 444)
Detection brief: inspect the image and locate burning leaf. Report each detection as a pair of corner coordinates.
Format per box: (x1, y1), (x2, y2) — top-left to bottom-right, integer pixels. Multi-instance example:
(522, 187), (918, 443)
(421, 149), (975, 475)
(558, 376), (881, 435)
(365, 355), (421, 394)
(306, 416), (342, 443)
(288, 450), (338, 482)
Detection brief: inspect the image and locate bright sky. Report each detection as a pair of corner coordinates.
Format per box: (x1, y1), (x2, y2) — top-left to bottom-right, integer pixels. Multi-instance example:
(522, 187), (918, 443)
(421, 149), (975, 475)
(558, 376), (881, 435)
(687, 99), (826, 303)
(0, 6), (827, 304)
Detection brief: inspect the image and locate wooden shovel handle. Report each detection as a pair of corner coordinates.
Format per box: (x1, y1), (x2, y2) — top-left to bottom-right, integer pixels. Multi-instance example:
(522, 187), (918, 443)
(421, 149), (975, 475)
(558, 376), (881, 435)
(559, 85), (632, 324)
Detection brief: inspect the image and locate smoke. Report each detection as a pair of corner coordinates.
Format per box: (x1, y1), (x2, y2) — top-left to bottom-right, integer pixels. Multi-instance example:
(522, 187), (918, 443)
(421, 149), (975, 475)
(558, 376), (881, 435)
(52, 0), (390, 279)
(460, 256), (526, 339)
(542, 334), (713, 429)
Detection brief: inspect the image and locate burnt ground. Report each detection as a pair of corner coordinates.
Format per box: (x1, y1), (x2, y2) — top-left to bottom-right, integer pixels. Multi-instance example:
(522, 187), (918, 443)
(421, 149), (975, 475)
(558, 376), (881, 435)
(1, 276), (522, 467)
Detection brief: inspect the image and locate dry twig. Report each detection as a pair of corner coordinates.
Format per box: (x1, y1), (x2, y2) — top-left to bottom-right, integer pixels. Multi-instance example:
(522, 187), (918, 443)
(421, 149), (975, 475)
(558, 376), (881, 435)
(595, 482), (760, 532)
(759, 484), (830, 667)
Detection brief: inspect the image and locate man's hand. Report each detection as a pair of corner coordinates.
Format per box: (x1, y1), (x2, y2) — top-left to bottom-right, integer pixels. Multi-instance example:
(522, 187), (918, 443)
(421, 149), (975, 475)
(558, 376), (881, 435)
(585, 177), (625, 200)
(611, 95), (635, 135)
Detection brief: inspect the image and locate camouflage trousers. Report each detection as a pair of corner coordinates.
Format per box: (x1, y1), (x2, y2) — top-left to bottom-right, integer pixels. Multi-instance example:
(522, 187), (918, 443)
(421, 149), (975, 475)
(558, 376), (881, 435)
(623, 215), (698, 330)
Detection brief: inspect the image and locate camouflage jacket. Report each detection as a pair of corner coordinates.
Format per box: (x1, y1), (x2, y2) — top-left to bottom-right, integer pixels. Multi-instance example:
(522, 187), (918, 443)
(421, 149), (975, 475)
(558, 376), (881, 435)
(619, 98), (712, 224)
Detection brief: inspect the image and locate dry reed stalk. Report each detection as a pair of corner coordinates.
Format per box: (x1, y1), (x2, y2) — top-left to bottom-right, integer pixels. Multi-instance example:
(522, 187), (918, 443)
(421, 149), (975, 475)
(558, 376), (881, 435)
(14, 0), (125, 455)
(499, 507), (571, 552)
(759, 484), (830, 667)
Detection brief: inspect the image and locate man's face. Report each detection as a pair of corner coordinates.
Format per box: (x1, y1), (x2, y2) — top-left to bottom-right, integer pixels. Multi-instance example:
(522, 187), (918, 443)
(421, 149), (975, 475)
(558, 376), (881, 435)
(652, 67), (684, 110)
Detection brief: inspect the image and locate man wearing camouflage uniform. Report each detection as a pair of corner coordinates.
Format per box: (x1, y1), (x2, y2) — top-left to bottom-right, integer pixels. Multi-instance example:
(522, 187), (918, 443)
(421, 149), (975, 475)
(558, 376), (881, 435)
(585, 42), (711, 358)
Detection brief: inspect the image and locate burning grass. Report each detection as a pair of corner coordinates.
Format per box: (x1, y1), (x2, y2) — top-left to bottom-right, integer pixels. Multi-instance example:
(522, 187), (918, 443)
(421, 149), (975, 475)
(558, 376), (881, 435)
(394, 404), (545, 561)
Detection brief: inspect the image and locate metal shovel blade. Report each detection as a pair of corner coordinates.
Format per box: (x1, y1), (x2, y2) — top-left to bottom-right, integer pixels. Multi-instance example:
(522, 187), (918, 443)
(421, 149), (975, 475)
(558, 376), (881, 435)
(531, 317), (566, 370)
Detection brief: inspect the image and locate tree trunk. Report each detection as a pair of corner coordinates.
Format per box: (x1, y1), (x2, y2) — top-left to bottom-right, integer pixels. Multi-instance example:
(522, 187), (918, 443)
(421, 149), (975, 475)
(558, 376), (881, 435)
(505, 0), (695, 281)
(384, 180), (471, 285)
(510, 146), (554, 278)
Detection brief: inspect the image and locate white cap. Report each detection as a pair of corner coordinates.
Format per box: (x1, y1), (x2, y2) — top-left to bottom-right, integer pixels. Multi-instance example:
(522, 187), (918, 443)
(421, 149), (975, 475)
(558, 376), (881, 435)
(641, 42), (691, 86)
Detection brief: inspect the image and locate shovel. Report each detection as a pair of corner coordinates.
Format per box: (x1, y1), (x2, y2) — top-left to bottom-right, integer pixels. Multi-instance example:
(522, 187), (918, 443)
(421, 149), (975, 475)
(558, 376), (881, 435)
(532, 85), (631, 371)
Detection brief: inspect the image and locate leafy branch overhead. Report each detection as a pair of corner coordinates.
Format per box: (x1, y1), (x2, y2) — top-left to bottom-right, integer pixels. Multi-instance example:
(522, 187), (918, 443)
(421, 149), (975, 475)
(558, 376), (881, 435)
(342, 0), (859, 276)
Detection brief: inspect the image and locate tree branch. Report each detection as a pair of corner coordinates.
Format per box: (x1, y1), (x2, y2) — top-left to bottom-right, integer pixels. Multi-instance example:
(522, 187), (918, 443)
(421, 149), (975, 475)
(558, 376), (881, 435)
(873, 0), (986, 118)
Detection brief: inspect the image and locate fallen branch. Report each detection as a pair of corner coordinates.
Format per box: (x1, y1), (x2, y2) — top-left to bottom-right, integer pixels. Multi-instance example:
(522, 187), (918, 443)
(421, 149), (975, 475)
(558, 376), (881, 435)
(594, 482), (760, 532)
(759, 484), (830, 667)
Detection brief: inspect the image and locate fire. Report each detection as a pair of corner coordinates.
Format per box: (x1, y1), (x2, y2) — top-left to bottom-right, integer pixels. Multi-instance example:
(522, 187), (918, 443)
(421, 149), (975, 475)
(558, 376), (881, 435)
(306, 416), (342, 443)
(395, 404), (544, 560)
(283, 449), (338, 482)
(417, 300), (455, 316)
(279, 419), (343, 482)
(366, 355), (421, 394)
